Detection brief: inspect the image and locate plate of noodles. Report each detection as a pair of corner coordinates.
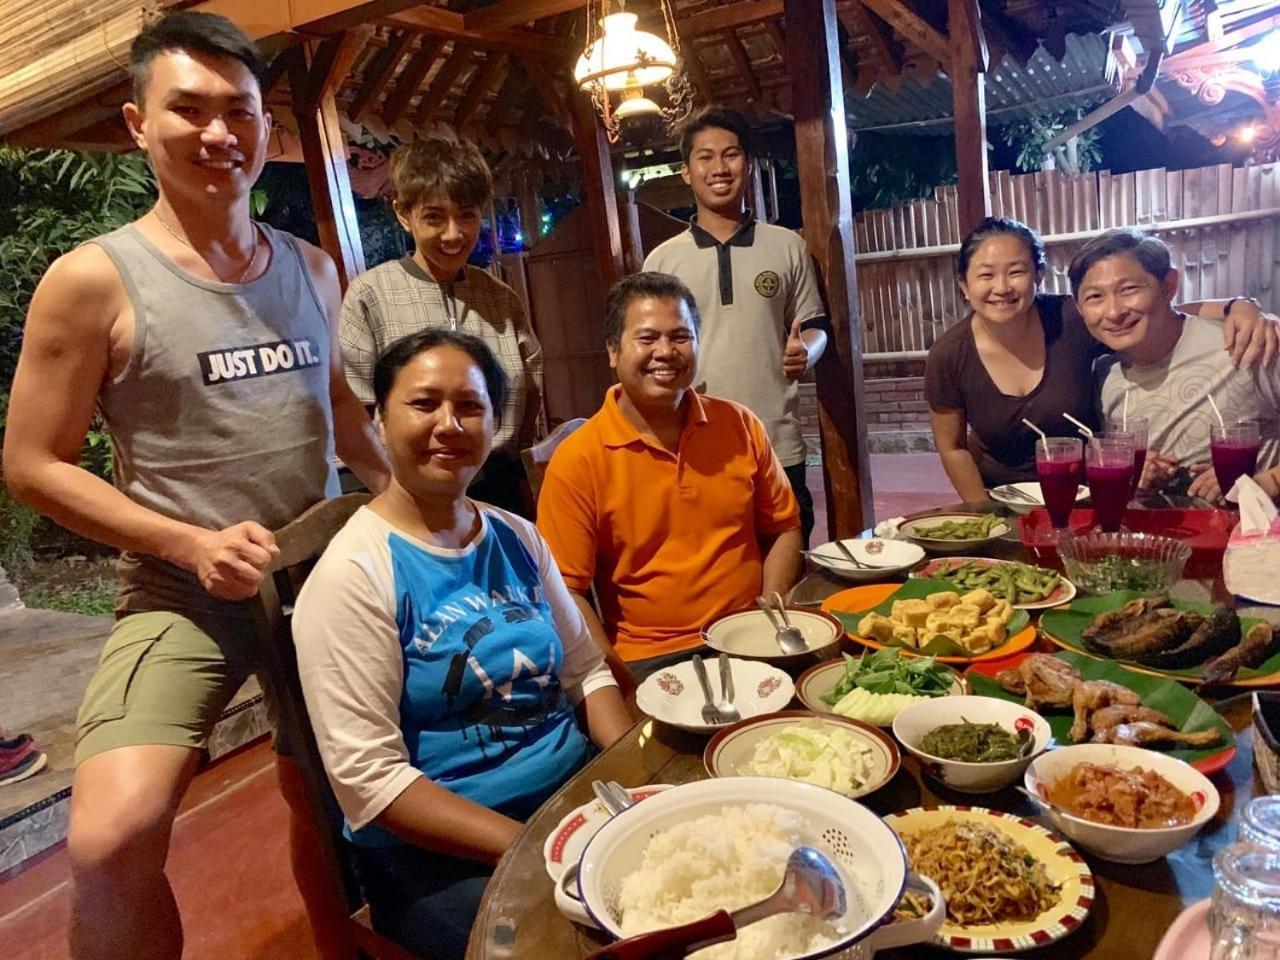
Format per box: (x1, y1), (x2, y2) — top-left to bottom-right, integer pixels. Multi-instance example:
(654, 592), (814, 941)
(884, 806), (1094, 954)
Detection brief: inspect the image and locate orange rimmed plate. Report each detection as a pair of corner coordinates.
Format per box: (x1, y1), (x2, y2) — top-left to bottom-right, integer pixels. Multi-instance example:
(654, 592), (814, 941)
(820, 583), (1037, 664)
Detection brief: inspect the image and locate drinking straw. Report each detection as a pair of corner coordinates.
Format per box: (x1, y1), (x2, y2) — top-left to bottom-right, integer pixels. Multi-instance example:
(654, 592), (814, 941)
(1022, 418), (1049, 455)
(1122, 390), (1129, 430)
(1063, 413), (1095, 439)
(1207, 393), (1227, 428)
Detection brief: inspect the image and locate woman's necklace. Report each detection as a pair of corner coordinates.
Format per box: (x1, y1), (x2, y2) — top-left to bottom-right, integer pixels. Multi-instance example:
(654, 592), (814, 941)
(153, 211), (261, 283)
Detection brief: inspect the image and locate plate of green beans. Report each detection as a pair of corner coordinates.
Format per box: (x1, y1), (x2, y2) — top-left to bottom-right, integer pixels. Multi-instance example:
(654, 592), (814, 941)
(912, 557), (1077, 610)
(896, 512), (1011, 555)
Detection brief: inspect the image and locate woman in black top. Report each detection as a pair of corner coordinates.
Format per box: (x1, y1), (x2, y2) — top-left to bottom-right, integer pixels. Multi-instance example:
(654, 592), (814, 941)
(925, 218), (1275, 502)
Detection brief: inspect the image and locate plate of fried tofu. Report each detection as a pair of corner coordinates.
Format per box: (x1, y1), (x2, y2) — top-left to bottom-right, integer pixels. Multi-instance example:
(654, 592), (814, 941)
(821, 580), (1036, 663)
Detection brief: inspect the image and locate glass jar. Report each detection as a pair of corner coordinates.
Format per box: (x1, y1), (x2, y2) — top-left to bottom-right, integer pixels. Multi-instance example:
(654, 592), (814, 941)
(1242, 798), (1280, 850)
(1210, 844), (1280, 960)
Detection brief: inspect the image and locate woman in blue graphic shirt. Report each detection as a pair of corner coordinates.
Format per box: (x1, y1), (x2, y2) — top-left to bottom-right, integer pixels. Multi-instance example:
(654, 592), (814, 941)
(293, 329), (632, 959)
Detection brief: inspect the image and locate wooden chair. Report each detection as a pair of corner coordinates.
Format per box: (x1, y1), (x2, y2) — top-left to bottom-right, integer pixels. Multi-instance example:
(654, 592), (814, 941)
(520, 417), (587, 505)
(251, 492), (426, 960)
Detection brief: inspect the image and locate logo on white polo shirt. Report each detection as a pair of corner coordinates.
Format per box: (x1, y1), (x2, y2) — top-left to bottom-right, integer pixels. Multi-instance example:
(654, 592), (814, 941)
(754, 270), (780, 298)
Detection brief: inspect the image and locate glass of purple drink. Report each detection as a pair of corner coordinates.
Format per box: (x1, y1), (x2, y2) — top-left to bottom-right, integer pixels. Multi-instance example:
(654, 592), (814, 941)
(1086, 436), (1135, 532)
(1210, 420), (1261, 499)
(1106, 415), (1149, 498)
(1036, 437), (1083, 531)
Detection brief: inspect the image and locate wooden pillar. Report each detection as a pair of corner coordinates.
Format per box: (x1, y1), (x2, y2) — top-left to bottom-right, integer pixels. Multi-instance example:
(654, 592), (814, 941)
(949, 0), (991, 235)
(620, 188), (644, 275)
(516, 172), (542, 250)
(291, 41), (365, 290)
(749, 160), (768, 221)
(572, 92), (624, 288)
(785, 0), (874, 537)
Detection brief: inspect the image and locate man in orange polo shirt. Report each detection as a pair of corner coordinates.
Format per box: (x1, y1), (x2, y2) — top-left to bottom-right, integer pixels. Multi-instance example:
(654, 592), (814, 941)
(537, 272), (802, 680)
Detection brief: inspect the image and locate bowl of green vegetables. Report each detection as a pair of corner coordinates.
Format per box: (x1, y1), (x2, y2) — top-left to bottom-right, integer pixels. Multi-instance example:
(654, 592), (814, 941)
(893, 695), (1052, 794)
(896, 512), (1011, 555)
(1057, 531), (1191, 596)
(796, 648), (966, 727)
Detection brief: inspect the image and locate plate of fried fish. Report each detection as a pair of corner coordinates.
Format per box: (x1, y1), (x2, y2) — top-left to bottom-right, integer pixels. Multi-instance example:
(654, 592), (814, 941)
(966, 651), (1236, 774)
(1039, 593), (1280, 686)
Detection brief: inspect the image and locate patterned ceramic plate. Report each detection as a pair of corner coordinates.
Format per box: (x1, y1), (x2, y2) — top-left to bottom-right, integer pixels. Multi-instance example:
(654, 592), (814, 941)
(884, 806), (1095, 954)
(910, 556), (1078, 611)
(542, 784), (674, 881)
(634, 656), (795, 733)
(702, 709), (900, 799)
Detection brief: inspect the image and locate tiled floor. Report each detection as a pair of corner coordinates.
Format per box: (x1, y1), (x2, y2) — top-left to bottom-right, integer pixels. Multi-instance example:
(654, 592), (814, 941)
(0, 740), (320, 960)
(0, 452), (957, 959)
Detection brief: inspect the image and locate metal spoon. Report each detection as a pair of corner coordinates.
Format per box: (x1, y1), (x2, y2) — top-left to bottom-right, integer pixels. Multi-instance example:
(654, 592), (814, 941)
(755, 595), (806, 655)
(771, 591), (809, 655)
(584, 846), (846, 960)
(715, 653), (741, 723)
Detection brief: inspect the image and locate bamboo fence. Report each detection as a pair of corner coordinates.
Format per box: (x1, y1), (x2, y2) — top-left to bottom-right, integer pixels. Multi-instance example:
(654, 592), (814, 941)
(854, 162), (1280, 359)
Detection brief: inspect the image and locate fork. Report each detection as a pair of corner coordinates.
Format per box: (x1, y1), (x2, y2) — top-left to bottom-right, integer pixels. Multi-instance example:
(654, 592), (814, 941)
(691, 654), (725, 725)
(832, 539), (872, 569)
(715, 653), (742, 723)
(995, 484), (1039, 504)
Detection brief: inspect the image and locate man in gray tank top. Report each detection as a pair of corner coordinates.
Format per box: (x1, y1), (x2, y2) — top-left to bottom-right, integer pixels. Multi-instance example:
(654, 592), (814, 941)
(2, 13), (388, 960)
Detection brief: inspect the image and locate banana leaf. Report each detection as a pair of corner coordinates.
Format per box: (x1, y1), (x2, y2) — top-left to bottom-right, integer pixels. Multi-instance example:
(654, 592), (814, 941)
(1039, 592), (1274, 682)
(967, 650), (1235, 766)
(830, 578), (1031, 659)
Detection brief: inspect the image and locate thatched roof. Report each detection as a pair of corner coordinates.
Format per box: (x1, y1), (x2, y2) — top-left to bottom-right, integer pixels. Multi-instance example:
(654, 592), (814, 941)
(2, 1), (1276, 159)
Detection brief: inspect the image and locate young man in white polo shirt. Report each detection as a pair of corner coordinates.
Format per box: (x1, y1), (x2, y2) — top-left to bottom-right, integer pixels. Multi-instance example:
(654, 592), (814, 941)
(644, 106), (828, 543)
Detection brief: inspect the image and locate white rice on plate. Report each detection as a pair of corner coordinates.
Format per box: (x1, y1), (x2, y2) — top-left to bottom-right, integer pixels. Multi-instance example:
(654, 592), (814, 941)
(618, 804), (853, 960)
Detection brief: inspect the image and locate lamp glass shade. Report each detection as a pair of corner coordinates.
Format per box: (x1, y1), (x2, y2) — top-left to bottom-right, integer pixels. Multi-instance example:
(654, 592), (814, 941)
(574, 13), (675, 91)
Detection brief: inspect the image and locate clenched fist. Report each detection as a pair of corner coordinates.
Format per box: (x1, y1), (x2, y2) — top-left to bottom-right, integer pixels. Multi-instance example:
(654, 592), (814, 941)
(192, 521), (280, 600)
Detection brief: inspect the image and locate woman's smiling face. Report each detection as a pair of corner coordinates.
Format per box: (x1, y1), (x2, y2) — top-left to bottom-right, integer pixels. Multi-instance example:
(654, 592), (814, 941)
(958, 234), (1042, 326)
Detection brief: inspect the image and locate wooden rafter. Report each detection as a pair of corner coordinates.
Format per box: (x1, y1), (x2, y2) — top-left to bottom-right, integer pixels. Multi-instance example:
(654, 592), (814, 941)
(381, 36), (444, 126)
(383, 7), (574, 61)
(414, 44), (475, 127)
(518, 56), (575, 134)
(859, 0), (952, 73)
(455, 53), (508, 128)
(2, 80), (130, 147)
(853, 1), (903, 76)
(349, 30), (413, 122)
(296, 27), (373, 117)
(681, 41), (715, 104)
(488, 59), (529, 126)
(464, 0), (587, 32)
(682, 0), (784, 37)
(726, 30), (763, 103)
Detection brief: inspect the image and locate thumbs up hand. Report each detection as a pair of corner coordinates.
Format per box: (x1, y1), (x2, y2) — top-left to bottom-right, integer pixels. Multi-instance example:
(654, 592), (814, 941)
(782, 317), (810, 380)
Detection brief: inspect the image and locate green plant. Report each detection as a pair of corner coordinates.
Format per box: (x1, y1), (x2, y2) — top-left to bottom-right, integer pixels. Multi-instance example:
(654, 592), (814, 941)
(0, 485), (42, 572)
(849, 132), (958, 210)
(1000, 109), (1103, 173)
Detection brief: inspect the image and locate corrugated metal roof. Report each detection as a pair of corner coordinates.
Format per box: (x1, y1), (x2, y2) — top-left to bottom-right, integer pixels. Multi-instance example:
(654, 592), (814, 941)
(848, 32), (1119, 134)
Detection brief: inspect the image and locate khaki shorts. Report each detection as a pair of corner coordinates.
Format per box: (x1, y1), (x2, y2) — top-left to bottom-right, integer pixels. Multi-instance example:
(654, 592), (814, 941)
(75, 610), (260, 764)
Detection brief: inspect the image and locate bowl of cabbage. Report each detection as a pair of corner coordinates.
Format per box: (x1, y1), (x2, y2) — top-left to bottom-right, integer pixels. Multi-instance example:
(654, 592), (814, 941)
(893, 695), (1051, 794)
(703, 710), (900, 799)
(565, 776), (946, 960)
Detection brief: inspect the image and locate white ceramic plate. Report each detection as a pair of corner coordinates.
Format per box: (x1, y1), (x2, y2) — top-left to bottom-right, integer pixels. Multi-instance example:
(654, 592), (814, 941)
(989, 482), (1089, 515)
(542, 784), (674, 881)
(634, 656), (794, 733)
(794, 658), (966, 725)
(702, 606), (843, 661)
(910, 556), (1078, 611)
(702, 710), (900, 799)
(885, 806), (1095, 954)
(806, 538), (926, 581)
(897, 513), (1012, 555)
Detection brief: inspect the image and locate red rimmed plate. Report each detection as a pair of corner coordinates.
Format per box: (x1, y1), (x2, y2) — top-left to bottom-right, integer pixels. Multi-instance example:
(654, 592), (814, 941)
(542, 784), (673, 880)
(910, 556), (1077, 611)
(965, 651), (1237, 776)
(885, 805), (1094, 954)
(820, 583), (1038, 664)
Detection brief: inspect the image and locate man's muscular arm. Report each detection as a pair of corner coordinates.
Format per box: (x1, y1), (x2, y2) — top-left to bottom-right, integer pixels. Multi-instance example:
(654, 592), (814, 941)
(298, 242), (390, 494)
(3, 245), (277, 600)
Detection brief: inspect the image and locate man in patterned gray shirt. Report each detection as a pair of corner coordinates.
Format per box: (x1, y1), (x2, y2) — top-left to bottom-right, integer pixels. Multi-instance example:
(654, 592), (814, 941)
(340, 138), (543, 514)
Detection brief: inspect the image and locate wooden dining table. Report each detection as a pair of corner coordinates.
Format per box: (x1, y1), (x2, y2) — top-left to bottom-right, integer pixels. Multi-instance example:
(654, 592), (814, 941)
(466, 505), (1278, 960)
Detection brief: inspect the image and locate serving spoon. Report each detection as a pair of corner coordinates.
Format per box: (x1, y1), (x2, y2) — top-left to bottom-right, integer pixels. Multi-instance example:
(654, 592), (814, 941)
(583, 846), (846, 960)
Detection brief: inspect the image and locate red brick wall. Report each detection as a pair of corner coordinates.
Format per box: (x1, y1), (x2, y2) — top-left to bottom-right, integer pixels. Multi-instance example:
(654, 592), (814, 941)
(797, 377), (930, 434)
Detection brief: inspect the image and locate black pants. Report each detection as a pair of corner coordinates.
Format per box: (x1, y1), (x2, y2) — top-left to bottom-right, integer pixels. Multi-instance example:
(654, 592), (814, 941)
(783, 461), (815, 547)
